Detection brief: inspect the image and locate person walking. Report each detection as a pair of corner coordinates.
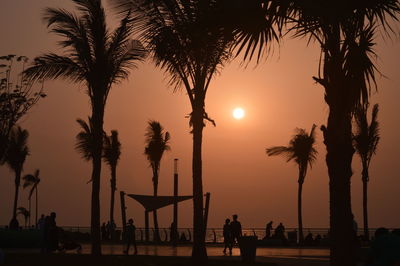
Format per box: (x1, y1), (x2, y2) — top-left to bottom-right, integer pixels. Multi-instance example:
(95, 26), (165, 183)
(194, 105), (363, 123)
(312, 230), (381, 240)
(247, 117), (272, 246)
(265, 221), (273, 239)
(230, 214), (242, 246)
(223, 218), (232, 255)
(124, 218), (137, 255)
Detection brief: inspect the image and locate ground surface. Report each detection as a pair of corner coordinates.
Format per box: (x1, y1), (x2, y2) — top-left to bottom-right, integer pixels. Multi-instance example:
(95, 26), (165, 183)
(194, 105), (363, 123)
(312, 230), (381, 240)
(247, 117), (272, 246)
(2, 244), (330, 266)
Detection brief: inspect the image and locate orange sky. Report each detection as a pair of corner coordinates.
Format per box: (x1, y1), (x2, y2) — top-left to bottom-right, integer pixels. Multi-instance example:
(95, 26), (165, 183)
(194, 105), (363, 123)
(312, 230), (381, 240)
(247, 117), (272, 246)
(1, 0), (399, 229)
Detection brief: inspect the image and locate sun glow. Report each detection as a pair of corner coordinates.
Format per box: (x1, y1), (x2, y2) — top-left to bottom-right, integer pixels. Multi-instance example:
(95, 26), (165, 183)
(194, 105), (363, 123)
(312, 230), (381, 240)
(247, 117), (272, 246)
(232, 108), (245, 120)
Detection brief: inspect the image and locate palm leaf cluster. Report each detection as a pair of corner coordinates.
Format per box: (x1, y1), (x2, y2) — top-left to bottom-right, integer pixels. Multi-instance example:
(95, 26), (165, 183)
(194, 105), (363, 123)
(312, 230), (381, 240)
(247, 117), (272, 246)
(6, 126), (30, 174)
(75, 117), (95, 161)
(144, 121), (170, 178)
(103, 130), (121, 169)
(354, 104), (380, 173)
(267, 125), (317, 180)
(24, 0), (146, 100)
(23, 169), (41, 200)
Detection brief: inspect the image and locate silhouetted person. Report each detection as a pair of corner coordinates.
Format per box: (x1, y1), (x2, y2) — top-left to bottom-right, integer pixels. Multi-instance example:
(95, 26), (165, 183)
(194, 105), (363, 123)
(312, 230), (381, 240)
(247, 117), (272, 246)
(366, 227), (400, 266)
(230, 214), (242, 245)
(265, 221), (273, 239)
(274, 222), (286, 240)
(9, 217), (19, 230)
(37, 214), (45, 230)
(304, 232), (314, 245)
(180, 232), (187, 242)
(124, 218), (137, 255)
(48, 212), (59, 252)
(101, 222), (107, 240)
(223, 218), (232, 255)
(315, 234), (322, 245)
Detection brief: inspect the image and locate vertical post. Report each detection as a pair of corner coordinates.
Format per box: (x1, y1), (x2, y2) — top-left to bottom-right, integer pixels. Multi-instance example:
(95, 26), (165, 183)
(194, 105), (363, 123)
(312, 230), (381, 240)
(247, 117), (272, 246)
(120, 191), (127, 233)
(145, 210), (149, 242)
(173, 159), (178, 246)
(203, 192), (211, 234)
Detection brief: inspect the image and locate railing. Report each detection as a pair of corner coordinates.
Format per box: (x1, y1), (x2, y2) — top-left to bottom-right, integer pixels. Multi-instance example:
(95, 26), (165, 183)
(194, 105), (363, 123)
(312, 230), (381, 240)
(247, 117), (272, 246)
(58, 226), (383, 244)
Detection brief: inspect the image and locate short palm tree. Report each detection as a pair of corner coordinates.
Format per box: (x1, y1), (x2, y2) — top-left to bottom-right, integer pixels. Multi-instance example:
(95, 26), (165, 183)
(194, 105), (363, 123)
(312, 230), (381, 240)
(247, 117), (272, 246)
(266, 125), (317, 244)
(17, 207), (30, 228)
(23, 169), (41, 227)
(353, 103), (380, 241)
(103, 130), (121, 226)
(24, 0), (146, 254)
(144, 121), (170, 242)
(5, 126), (29, 228)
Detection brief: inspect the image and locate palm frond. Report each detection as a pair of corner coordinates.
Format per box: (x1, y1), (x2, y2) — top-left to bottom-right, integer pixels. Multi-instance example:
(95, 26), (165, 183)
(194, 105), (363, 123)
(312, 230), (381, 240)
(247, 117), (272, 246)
(75, 117), (95, 161)
(24, 54), (85, 83)
(5, 126), (29, 173)
(103, 130), (121, 167)
(144, 120), (171, 169)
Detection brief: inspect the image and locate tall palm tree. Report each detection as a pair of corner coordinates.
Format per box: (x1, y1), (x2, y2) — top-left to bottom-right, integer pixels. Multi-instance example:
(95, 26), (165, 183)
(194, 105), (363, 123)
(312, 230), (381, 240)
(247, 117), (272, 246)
(103, 130), (121, 226)
(354, 103), (380, 241)
(17, 207), (30, 228)
(23, 169), (41, 227)
(266, 125), (317, 244)
(5, 126), (29, 229)
(24, 0), (146, 254)
(111, 0), (276, 259)
(144, 121), (170, 242)
(274, 2), (399, 264)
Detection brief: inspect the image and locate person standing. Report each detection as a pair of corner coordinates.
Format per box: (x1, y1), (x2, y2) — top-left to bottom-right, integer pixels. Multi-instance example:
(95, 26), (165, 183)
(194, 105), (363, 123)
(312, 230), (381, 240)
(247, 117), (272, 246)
(223, 218), (232, 255)
(230, 214), (242, 246)
(124, 218), (137, 255)
(265, 221), (273, 239)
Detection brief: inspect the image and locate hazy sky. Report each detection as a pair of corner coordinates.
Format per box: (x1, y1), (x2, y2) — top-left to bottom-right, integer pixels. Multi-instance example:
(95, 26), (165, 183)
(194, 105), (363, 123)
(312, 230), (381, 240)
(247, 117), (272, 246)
(1, 0), (399, 229)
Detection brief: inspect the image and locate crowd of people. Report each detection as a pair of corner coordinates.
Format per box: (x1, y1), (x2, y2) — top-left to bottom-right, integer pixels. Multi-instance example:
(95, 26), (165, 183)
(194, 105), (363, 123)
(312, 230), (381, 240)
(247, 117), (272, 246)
(37, 212), (59, 253)
(101, 220), (116, 241)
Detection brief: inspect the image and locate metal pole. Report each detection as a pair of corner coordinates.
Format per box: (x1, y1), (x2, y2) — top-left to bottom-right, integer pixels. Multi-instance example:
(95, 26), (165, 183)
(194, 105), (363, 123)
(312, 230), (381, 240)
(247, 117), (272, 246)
(173, 158), (178, 246)
(120, 191), (127, 232)
(145, 210), (149, 242)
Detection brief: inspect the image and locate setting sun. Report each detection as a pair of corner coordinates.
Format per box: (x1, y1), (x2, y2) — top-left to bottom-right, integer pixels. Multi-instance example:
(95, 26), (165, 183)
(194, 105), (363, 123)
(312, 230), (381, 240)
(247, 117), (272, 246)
(232, 107), (245, 120)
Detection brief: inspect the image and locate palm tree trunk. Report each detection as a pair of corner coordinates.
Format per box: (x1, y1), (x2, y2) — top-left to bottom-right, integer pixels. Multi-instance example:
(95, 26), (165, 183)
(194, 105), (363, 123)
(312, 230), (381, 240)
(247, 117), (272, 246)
(90, 98), (105, 256)
(28, 197), (32, 227)
(191, 105), (207, 261)
(35, 187), (38, 227)
(362, 168), (369, 241)
(298, 179), (304, 244)
(324, 108), (357, 266)
(110, 165), (116, 224)
(12, 170), (21, 220)
(153, 168), (160, 242)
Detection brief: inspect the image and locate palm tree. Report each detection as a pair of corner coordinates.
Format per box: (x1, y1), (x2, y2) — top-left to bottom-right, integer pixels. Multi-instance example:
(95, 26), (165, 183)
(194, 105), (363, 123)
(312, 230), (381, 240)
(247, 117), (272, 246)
(111, 0), (277, 259)
(75, 118), (95, 162)
(17, 207), (30, 228)
(353, 103), (380, 241)
(23, 169), (41, 227)
(144, 121), (170, 242)
(278, 2), (398, 264)
(266, 125), (317, 244)
(24, 0), (146, 254)
(103, 130), (121, 226)
(5, 126), (29, 229)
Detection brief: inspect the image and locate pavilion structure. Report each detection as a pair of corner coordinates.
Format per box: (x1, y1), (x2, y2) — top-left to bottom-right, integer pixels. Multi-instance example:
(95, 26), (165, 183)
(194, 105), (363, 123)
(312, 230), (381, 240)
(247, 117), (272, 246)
(120, 159), (211, 244)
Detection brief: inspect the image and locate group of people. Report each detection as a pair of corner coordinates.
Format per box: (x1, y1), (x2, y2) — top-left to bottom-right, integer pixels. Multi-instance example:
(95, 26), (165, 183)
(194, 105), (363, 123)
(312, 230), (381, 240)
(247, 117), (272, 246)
(37, 212), (59, 253)
(264, 221), (286, 240)
(222, 214), (243, 255)
(101, 220), (116, 240)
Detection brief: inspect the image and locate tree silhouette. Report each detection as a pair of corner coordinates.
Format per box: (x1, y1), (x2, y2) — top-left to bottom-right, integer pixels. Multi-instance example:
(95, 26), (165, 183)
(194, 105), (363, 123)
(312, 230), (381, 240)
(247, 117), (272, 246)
(75, 118), (95, 162)
(5, 126), (29, 229)
(0, 55), (45, 163)
(266, 124), (317, 244)
(353, 103), (380, 241)
(17, 206), (30, 228)
(24, 0), (146, 254)
(103, 130), (121, 226)
(144, 120), (170, 242)
(23, 169), (41, 227)
(110, 0), (277, 259)
(249, 1), (399, 264)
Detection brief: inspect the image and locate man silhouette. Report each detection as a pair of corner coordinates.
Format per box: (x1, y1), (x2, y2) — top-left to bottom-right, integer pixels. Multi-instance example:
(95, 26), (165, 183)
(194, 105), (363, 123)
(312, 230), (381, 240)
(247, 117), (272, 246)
(230, 214), (242, 246)
(124, 219), (137, 255)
